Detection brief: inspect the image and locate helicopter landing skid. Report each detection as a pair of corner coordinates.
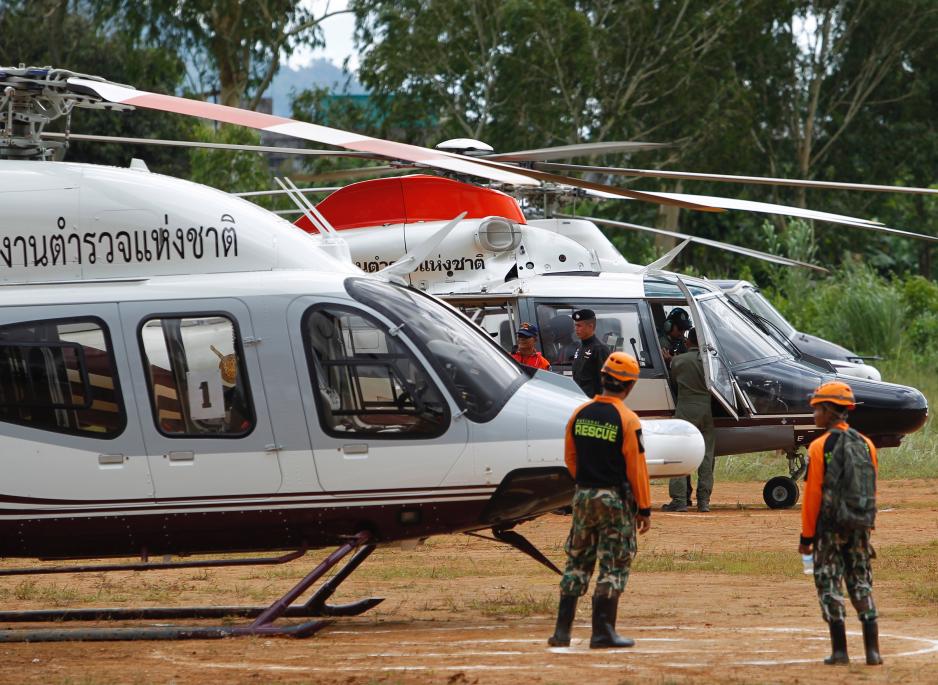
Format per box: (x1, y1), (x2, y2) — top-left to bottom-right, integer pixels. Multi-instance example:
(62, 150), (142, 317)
(0, 531), (382, 642)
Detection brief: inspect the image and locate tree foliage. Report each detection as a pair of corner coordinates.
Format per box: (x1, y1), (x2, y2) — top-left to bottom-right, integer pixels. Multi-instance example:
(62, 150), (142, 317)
(94, 0), (347, 109)
(290, 0), (938, 280)
(0, 0), (194, 176)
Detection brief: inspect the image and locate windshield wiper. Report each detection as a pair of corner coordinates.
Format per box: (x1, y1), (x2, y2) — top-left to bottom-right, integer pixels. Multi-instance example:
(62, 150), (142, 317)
(727, 299), (803, 359)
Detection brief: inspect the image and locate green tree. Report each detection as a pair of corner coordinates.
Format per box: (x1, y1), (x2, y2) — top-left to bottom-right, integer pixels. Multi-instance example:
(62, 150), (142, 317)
(188, 125), (273, 198)
(0, 0), (194, 176)
(97, 0), (348, 109)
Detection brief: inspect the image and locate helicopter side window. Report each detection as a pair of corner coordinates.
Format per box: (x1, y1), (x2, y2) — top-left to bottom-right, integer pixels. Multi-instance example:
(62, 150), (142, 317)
(0, 318), (125, 437)
(347, 279), (526, 423)
(139, 316), (255, 437)
(535, 303), (650, 371)
(451, 304), (514, 351)
(302, 305), (448, 437)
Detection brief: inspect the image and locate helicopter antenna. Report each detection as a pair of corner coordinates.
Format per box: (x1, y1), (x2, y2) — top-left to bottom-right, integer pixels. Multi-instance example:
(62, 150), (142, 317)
(377, 211), (468, 283)
(277, 176), (339, 236)
(641, 239), (692, 272)
(274, 176), (352, 263)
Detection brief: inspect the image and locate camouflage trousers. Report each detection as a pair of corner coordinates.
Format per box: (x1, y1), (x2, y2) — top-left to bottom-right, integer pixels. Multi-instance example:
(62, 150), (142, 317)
(559, 487), (637, 599)
(813, 527), (878, 623)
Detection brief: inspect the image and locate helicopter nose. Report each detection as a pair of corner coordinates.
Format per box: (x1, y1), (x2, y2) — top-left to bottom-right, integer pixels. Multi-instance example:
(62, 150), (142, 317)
(847, 378), (928, 443)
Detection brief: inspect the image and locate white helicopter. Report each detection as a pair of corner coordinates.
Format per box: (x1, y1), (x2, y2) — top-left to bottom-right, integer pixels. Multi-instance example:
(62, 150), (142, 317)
(0, 66), (706, 642)
(283, 170), (929, 511)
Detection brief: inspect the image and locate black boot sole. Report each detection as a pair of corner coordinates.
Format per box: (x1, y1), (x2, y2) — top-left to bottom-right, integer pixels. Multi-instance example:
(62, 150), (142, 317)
(547, 636), (571, 647)
(589, 638), (635, 649)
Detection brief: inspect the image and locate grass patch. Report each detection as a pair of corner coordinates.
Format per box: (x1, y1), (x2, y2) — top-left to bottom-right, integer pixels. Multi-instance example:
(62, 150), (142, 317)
(635, 549), (801, 578)
(875, 539), (938, 606)
(463, 591), (555, 617)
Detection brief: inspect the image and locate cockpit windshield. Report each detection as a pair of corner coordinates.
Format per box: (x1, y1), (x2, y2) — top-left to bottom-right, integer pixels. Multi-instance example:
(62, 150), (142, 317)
(347, 278), (526, 422)
(733, 286), (796, 338)
(699, 297), (789, 367)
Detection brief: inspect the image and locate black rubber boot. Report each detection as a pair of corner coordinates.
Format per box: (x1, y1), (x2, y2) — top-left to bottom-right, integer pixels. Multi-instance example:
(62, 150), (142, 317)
(824, 620), (850, 664)
(862, 619), (883, 665)
(589, 594), (634, 649)
(547, 594), (578, 647)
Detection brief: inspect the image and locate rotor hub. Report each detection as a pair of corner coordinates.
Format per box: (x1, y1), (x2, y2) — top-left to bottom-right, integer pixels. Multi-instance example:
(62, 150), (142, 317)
(0, 65), (133, 160)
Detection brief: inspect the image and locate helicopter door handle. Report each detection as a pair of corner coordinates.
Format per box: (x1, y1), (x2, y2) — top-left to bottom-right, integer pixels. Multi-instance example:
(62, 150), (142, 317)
(98, 454), (125, 465)
(342, 444), (369, 459)
(167, 451), (195, 462)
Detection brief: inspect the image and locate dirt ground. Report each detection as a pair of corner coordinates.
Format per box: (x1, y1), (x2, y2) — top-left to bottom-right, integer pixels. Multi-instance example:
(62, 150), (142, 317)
(1, 479), (937, 685)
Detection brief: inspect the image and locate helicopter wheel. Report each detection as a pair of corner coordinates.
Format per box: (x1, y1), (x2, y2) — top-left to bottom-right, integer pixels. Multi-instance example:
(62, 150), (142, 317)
(763, 476), (800, 509)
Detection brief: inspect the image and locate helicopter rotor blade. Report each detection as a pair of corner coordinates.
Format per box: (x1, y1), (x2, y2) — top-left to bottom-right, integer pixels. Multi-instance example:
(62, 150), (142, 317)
(484, 141), (668, 162)
(472, 159), (723, 212)
(39, 132), (382, 159)
(564, 214), (829, 272)
(65, 78), (539, 187)
(582, 188), (938, 240)
(535, 162), (938, 197)
(65, 78), (725, 213)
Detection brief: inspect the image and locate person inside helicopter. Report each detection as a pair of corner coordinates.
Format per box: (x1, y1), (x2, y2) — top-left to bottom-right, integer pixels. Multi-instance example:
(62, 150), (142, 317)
(658, 307), (692, 366)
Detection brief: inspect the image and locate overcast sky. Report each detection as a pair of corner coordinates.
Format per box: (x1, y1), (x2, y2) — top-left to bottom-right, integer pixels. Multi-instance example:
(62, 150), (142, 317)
(287, 0), (359, 71)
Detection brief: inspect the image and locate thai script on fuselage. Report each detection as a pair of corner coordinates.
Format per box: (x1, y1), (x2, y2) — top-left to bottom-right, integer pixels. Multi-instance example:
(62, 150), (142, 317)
(356, 253), (486, 274)
(0, 215), (239, 269)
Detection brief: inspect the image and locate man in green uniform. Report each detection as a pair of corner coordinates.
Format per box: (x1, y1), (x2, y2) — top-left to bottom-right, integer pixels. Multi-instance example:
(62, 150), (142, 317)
(571, 309), (611, 397)
(662, 328), (715, 513)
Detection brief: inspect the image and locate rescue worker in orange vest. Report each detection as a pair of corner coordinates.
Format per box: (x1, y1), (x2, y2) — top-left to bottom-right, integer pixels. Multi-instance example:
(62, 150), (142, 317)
(511, 322), (551, 371)
(800, 381), (882, 666)
(548, 352), (651, 649)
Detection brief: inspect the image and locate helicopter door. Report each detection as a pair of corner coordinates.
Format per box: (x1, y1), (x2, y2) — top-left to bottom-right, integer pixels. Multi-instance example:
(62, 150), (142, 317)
(0, 305), (152, 502)
(289, 297), (468, 492)
(119, 299), (282, 499)
(674, 277), (739, 420)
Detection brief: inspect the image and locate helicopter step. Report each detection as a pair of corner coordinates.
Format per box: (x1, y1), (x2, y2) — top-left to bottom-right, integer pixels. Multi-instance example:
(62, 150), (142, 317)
(762, 449), (806, 509)
(0, 532), (381, 642)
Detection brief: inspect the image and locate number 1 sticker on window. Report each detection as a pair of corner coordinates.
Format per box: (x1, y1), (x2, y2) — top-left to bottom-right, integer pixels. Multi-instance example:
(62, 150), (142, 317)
(187, 370), (226, 420)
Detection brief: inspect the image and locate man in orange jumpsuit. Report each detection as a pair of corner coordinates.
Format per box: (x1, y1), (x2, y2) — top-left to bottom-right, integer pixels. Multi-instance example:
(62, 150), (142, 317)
(548, 352), (651, 649)
(799, 381), (882, 666)
(511, 322), (551, 370)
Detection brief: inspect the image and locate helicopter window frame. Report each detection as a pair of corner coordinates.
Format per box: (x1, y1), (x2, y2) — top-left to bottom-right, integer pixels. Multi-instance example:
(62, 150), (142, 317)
(301, 302), (451, 439)
(137, 311), (257, 439)
(346, 278), (528, 424)
(532, 299), (656, 375)
(0, 316), (127, 439)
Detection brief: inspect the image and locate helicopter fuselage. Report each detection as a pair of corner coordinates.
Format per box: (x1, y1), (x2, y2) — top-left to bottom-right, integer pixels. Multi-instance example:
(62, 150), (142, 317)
(0, 161), (704, 560)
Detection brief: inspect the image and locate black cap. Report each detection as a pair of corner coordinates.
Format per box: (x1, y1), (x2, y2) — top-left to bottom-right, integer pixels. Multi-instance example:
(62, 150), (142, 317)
(572, 309), (596, 322)
(516, 322), (539, 338)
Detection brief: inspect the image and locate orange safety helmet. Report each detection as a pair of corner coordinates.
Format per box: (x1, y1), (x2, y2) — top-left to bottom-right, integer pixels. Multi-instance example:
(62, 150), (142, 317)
(809, 381), (856, 408)
(601, 352), (640, 382)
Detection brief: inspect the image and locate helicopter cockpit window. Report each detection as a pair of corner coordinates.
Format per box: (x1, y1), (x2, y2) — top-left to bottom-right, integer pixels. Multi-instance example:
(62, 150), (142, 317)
(535, 303), (650, 370)
(139, 316), (254, 437)
(734, 287), (796, 338)
(698, 298), (784, 367)
(302, 305), (448, 436)
(0, 318), (125, 437)
(347, 278), (526, 422)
